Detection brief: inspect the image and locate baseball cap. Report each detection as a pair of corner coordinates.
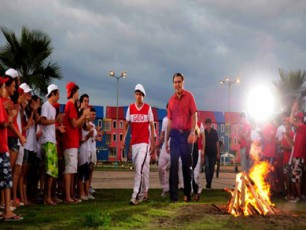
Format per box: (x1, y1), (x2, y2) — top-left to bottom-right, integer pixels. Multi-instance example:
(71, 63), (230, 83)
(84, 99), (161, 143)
(66, 82), (76, 99)
(294, 111), (304, 119)
(46, 84), (59, 97)
(19, 83), (32, 93)
(0, 76), (9, 85)
(5, 68), (20, 78)
(135, 84), (146, 97)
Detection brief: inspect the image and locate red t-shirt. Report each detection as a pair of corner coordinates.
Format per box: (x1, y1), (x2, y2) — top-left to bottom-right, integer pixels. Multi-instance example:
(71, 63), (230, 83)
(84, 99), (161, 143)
(126, 103), (153, 145)
(262, 123), (276, 158)
(167, 89), (197, 131)
(3, 98), (19, 138)
(281, 130), (294, 164)
(62, 100), (79, 150)
(0, 97), (9, 153)
(292, 122), (306, 160)
(239, 122), (251, 148)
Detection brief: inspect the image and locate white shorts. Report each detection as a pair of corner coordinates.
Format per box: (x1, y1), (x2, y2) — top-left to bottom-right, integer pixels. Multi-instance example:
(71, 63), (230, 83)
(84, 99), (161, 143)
(15, 146), (24, 166)
(64, 148), (78, 174)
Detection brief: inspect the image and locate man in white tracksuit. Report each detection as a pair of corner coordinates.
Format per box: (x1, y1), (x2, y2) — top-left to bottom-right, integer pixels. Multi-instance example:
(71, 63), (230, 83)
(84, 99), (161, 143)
(121, 84), (155, 205)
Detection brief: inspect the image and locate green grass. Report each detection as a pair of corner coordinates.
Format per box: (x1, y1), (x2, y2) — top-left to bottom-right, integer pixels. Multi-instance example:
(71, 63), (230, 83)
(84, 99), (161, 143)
(2, 189), (306, 230)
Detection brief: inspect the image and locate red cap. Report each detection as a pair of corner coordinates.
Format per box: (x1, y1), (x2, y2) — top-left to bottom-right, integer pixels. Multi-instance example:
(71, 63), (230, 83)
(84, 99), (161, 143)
(295, 111), (304, 119)
(66, 82), (76, 99)
(0, 77), (9, 85)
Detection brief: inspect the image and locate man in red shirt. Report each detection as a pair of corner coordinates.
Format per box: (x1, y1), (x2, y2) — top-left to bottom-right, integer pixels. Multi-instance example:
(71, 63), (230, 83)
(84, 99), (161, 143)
(62, 82), (90, 203)
(121, 84), (155, 205)
(289, 100), (306, 202)
(165, 73), (197, 202)
(238, 112), (251, 172)
(0, 76), (23, 221)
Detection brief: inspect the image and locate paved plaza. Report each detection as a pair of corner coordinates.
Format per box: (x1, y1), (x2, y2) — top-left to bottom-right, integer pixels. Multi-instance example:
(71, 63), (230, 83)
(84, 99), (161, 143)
(91, 165), (238, 190)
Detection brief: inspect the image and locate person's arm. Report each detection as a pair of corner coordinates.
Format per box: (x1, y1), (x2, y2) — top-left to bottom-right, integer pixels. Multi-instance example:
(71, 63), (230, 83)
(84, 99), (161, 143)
(70, 110), (88, 128)
(165, 119), (171, 153)
(159, 130), (165, 149)
(200, 131), (205, 164)
(187, 112), (197, 144)
(121, 121), (130, 150)
(289, 100), (299, 128)
(216, 139), (220, 160)
(149, 121), (156, 154)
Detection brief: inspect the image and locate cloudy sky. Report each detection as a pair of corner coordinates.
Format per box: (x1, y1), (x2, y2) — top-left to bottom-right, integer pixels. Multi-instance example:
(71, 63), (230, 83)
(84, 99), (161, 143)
(1, 0), (306, 113)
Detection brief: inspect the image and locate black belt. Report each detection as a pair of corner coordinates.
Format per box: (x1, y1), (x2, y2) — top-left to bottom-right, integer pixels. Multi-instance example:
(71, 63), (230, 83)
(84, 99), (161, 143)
(173, 129), (191, 134)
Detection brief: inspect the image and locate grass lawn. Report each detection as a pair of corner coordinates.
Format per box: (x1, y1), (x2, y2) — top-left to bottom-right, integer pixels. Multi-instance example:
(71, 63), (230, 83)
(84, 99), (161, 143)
(2, 189), (306, 230)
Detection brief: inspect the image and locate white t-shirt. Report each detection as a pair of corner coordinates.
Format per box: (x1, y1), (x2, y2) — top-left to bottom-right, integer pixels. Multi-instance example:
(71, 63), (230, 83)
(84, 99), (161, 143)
(79, 128), (90, 165)
(24, 121), (37, 152)
(161, 116), (170, 150)
(88, 121), (97, 153)
(41, 101), (56, 144)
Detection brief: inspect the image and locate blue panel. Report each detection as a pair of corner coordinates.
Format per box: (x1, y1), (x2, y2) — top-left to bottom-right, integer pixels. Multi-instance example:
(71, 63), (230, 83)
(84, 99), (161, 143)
(157, 108), (167, 121)
(213, 111), (225, 123)
(93, 105), (104, 119)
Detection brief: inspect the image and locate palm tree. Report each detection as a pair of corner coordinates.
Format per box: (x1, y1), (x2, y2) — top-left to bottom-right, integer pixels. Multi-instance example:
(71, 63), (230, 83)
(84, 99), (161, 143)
(274, 69), (306, 113)
(0, 26), (62, 96)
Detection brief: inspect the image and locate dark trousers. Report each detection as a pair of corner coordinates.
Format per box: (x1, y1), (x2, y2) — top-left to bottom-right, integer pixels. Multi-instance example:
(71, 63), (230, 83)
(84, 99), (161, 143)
(205, 154), (216, 188)
(169, 129), (192, 201)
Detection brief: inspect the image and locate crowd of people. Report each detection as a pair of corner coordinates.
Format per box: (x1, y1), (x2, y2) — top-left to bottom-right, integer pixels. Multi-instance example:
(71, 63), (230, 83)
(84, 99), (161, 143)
(239, 104), (306, 203)
(1, 69), (306, 220)
(0, 68), (102, 221)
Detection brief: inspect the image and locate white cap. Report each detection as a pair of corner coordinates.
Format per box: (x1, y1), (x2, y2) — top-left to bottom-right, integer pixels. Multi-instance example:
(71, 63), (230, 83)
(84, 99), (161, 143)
(5, 68), (19, 78)
(135, 84), (146, 96)
(19, 83), (32, 93)
(46, 84), (59, 97)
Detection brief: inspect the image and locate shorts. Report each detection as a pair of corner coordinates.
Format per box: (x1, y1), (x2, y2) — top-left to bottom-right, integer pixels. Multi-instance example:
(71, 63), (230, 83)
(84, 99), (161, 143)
(64, 148), (78, 174)
(78, 162), (90, 181)
(291, 157), (304, 183)
(23, 149), (34, 164)
(43, 142), (59, 178)
(8, 136), (19, 153)
(283, 163), (291, 176)
(15, 146), (24, 166)
(0, 152), (13, 190)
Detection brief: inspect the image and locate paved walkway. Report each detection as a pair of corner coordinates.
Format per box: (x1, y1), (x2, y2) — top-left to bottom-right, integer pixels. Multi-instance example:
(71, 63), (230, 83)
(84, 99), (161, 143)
(91, 165), (238, 190)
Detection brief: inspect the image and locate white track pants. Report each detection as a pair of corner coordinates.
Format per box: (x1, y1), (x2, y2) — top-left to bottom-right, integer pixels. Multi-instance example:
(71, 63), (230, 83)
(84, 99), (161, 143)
(158, 147), (170, 193)
(131, 143), (150, 200)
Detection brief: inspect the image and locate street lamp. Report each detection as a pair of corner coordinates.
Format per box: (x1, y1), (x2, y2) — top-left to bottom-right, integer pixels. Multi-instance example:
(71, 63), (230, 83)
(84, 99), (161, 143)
(219, 77), (240, 172)
(109, 70), (127, 169)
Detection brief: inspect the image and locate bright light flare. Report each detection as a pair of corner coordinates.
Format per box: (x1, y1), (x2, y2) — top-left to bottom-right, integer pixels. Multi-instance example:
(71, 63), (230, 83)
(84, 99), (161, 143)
(247, 85), (275, 122)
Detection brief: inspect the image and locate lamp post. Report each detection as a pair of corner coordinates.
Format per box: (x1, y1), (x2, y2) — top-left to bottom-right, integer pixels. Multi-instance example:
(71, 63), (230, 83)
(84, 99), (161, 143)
(109, 70), (127, 169)
(219, 77), (240, 172)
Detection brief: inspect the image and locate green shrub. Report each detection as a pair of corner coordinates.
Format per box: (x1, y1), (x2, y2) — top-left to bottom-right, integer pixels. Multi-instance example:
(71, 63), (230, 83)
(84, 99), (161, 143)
(84, 210), (112, 228)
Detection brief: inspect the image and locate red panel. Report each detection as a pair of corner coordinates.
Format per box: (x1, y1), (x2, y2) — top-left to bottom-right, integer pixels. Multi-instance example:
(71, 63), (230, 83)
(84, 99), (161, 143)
(152, 107), (158, 121)
(198, 111), (216, 124)
(224, 112), (240, 123)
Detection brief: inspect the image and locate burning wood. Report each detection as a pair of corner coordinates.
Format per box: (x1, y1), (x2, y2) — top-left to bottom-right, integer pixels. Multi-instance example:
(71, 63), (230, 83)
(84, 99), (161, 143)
(225, 162), (276, 217)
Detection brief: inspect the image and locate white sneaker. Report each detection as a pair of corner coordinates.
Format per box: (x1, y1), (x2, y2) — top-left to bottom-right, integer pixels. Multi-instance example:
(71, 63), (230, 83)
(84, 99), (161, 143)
(129, 198), (138, 205)
(81, 196), (89, 201)
(161, 191), (168, 197)
(87, 194), (95, 200)
(290, 197), (302, 203)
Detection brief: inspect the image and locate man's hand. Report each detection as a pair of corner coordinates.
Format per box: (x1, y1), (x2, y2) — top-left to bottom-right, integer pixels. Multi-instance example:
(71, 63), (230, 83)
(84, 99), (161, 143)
(187, 133), (197, 144)
(57, 125), (66, 133)
(19, 136), (26, 146)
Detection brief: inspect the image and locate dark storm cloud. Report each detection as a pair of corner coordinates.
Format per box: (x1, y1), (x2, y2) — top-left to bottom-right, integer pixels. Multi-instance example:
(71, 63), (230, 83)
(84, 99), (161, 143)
(1, 0), (306, 113)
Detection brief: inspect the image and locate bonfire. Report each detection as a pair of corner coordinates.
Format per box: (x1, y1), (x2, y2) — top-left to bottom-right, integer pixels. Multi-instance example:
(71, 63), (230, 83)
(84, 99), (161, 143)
(225, 142), (277, 216)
